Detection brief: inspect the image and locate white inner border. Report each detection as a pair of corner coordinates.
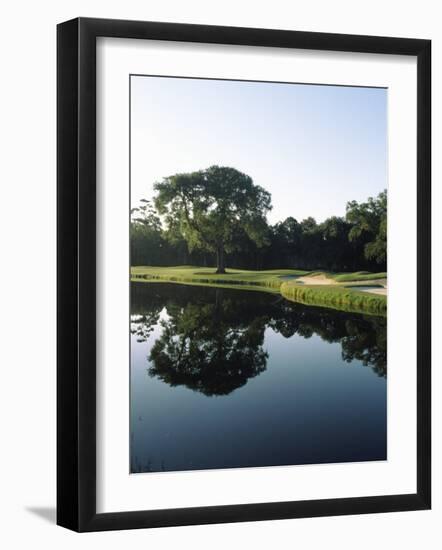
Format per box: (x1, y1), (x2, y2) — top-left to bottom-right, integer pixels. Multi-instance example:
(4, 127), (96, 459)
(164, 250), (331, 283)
(96, 37), (417, 513)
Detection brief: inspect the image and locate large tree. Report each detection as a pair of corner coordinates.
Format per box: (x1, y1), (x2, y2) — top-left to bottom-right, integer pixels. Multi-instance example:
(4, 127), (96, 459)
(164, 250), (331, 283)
(153, 165), (272, 273)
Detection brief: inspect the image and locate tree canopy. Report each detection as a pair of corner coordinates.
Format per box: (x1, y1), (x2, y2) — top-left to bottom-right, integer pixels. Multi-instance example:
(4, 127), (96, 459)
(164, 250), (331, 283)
(153, 166), (272, 273)
(131, 169), (386, 273)
(346, 190), (387, 265)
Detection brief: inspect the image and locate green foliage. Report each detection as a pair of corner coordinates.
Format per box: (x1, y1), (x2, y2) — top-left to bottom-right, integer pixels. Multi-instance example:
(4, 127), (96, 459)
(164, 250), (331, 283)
(130, 167), (387, 273)
(130, 200), (165, 266)
(263, 213), (380, 272)
(131, 199), (162, 231)
(153, 165), (271, 273)
(346, 190), (387, 265)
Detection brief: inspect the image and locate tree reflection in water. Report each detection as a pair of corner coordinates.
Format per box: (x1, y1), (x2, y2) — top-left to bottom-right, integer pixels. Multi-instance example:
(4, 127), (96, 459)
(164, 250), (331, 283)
(131, 283), (386, 396)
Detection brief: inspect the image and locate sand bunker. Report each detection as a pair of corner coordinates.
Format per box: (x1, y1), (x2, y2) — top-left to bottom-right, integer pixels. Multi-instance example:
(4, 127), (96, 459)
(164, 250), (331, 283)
(295, 273), (387, 296)
(296, 274), (337, 285)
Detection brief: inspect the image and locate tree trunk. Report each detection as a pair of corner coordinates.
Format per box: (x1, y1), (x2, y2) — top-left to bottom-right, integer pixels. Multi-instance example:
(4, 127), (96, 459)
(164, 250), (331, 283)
(215, 245), (226, 274)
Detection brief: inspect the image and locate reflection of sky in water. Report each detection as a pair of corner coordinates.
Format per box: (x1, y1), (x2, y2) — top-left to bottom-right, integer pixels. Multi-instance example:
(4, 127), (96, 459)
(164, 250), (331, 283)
(130, 284), (386, 474)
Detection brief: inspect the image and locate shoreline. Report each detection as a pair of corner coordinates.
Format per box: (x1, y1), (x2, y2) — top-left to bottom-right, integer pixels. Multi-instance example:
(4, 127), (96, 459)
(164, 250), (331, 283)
(131, 267), (387, 317)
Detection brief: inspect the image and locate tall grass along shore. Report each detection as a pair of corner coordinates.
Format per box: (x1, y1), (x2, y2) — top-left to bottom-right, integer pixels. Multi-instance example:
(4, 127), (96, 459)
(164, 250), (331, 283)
(131, 266), (387, 316)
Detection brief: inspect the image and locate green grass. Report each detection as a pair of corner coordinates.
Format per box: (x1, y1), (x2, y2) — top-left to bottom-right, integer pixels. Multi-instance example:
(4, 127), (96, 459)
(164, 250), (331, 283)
(131, 265), (309, 292)
(280, 282), (386, 316)
(330, 271), (387, 282)
(131, 266), (387, 316)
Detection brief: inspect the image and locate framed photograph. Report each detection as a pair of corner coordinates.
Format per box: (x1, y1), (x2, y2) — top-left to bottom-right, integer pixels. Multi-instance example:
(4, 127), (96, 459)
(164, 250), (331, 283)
(57, 17), (431, 532)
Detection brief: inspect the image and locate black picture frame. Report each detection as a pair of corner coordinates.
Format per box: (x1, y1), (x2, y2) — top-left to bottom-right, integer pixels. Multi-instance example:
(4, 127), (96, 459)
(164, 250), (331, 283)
(57, 17), (431, 532)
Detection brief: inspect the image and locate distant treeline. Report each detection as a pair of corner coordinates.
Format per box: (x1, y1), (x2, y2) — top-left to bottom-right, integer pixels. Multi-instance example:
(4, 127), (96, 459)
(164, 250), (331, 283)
(131, 190), (386, 272)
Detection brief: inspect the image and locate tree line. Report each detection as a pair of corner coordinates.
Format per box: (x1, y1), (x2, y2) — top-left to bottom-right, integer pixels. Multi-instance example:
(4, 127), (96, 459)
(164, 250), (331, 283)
(131, 166), (386, 272)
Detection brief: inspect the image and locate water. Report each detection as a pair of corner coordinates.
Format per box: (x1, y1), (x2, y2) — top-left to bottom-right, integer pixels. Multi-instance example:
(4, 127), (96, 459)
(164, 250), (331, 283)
(130, 282), (387, 473)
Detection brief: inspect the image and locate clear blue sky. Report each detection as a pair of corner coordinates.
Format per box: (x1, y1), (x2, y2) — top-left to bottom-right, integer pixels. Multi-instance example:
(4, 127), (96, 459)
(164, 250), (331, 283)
(131, 75), (387, 224)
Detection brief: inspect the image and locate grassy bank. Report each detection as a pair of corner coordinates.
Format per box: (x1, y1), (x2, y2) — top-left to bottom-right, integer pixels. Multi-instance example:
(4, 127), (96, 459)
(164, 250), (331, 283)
(330, 271), (387, 283)
(280, 282), (386, 315)
(131, 266), (387, 316)
(131, 266), (308, 292)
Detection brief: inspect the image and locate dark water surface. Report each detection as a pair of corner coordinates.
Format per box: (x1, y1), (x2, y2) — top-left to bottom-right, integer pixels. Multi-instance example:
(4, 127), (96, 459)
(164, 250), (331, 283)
(130, 282), (386, 473)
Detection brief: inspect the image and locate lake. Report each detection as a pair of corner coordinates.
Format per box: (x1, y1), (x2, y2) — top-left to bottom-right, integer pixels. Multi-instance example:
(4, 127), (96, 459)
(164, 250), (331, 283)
(130, 282), (387, 473)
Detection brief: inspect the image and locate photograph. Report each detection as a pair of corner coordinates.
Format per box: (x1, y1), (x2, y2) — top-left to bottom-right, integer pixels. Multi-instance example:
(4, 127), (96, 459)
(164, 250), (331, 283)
(129, 75), (388, 474)
(0, 0), (434, 542)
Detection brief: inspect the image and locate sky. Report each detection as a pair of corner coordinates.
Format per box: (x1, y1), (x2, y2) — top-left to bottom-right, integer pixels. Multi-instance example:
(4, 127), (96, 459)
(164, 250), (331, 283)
(131, 75), (387, 225)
